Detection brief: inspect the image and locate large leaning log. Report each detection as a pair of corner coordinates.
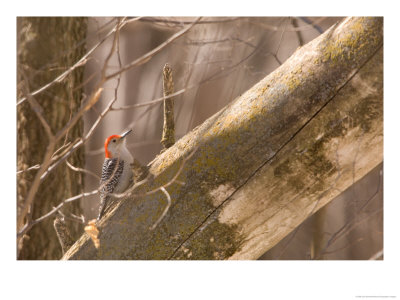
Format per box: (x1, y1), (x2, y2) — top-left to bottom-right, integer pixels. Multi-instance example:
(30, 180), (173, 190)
(63, 17), (383, 260)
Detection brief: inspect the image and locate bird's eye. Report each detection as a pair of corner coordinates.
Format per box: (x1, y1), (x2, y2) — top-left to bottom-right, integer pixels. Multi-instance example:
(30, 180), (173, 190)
(112, 139), (116, 143)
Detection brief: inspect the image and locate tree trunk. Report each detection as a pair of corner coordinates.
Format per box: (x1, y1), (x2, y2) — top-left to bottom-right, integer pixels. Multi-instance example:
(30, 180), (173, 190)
(63, 17), (383, 260)
(17, 17), (87, 259)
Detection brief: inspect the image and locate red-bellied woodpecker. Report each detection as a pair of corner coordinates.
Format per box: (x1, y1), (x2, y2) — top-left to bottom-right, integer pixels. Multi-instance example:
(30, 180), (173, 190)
(97, 129), (133, 221)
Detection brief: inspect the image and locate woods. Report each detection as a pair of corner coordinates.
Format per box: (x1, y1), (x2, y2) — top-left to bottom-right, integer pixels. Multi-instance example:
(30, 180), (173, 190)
(57, 17), (383, 260)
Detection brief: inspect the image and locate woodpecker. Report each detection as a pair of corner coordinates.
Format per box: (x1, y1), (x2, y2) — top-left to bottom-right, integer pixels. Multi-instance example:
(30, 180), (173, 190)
(97, 129), (133, 221)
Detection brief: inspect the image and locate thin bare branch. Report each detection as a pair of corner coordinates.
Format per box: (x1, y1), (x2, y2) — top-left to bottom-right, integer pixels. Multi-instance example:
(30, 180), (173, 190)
(16, 17), (140, 106)
(149, 187), (172, 230)
(291, 17), (304, 46)
(20, 71), (55, 140)
(114, 145), (198, 200)
(320, 237), (364, 257)
(18, 18), (126, 240)
(18, 189), (99, 237)
(17, 164), (41, 174)
(185, 36), (257, 48)
(39, 21), (124, 182)
(105, 17), (201, 80)
(138, 17), (238, 25)
(41, 93), (114, 181)
(111, 88), (186, 111)
(57, 210), (86, 224)
(369, 249), (383, 260)
(322, 170), (382, 253)
(112, 37), (266, 113)
(17, 95), (57, 232)
(51, 142), (72, 160)
(101, 17), (126, 80)
(66, 161), (100, 181)
(297, 17), (324, 34)
(249, 17), (326, 32)
(68, 213), (86, 224)
(161, 63), (175, 150)
(271, 17), (289, 66)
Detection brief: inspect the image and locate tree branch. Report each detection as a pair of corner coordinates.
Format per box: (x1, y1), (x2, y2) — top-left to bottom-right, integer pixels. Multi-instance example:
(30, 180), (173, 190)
(105, 17), (201, 81)
(160, 63), (175, 150)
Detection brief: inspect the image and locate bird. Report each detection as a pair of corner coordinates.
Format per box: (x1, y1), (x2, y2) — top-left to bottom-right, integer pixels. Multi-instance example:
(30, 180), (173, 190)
(97, 129), (133, 221)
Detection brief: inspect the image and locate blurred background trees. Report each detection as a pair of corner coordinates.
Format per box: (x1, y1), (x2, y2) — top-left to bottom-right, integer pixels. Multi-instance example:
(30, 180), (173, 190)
(17, 17), (382, 260)
(17, 17), (87, 259)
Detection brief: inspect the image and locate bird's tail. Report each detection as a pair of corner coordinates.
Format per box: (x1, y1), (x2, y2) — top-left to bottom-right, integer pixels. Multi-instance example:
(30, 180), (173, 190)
(97, 195), (109, 221)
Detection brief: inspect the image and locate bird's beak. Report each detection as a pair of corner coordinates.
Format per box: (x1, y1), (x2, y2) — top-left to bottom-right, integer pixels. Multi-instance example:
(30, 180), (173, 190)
(120, 129), (132, 139)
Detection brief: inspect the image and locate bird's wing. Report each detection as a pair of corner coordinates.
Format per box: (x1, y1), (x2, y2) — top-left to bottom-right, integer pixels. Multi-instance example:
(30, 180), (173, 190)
(97, 158), (124, 220)
(100, 158), (124, 195)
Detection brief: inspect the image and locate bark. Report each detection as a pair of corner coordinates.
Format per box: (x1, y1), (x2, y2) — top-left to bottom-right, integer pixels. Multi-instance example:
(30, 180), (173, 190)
(17, 17), (87, 259)
(160, 63), (176, 150)
(54, 216), (75, 254)
(63, 17), (383, 260)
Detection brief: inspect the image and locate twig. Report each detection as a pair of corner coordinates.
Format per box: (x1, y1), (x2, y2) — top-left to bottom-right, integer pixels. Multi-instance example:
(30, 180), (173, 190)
(101, 17), (126, 80)
(138, 17), (239, 25)
(298, 17), (324, 34)
(272, 17), (289, 66)
(16, 17), (139, 106)
(105, 17), (201, 80)
(18, 73), (57, 230)
(51, 142), (72, 160)
(17, 164), (40, 174)
(41, 92), (114, 181)
(69, 213), (86, 224)
(149, 187), (171, 230)
(19, 84), (104, 232)
(111, 39), (265, 113)
(161, 63), (175, 150)
(319, 168), (382, 256)
(291, 18), (304, 46)
(249, 17), (326, 32)
(66, 161), (100, 181)
(112, 87), (187, 111)
(320, 237), (364, 257)
(24, 91), (54, 139)
(18, 189), (99, 237)
(369, 249), (383, 260)
(115, 145), (198, 200)
(185, 36), (257, 48)
(39, 19), (124, 182)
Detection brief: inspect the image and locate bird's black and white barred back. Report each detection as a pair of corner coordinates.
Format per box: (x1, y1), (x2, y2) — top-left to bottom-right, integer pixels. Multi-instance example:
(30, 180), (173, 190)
(97, 129), (133, 221)
(97, 157), (125, 220)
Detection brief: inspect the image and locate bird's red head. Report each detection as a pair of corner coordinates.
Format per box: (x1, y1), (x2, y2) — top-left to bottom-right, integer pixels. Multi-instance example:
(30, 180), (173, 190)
(104, 129), (132, 158)
(104, 135), (121, 158)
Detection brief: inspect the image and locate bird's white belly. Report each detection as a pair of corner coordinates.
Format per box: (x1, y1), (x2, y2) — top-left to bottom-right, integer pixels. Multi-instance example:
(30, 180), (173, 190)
(114, 165), (132, 193)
